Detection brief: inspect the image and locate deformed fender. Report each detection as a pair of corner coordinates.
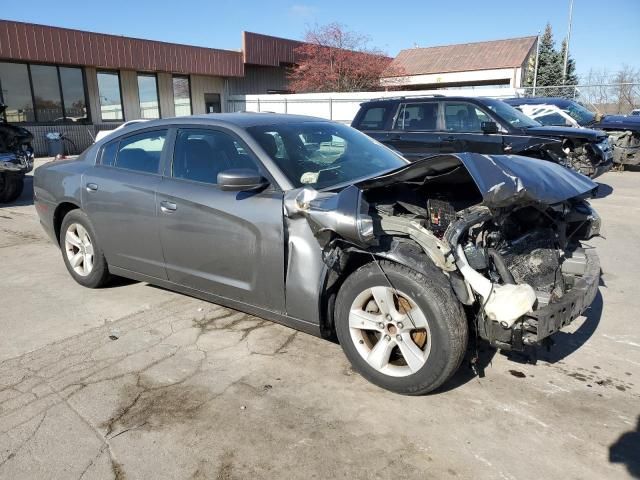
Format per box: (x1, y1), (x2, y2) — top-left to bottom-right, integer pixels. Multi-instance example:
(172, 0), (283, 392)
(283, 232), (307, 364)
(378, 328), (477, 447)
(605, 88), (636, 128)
(333, 237), (472, 305)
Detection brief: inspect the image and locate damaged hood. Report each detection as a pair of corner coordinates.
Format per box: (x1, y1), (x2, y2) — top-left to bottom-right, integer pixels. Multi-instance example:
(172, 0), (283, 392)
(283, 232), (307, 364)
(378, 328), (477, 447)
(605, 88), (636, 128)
(355, 153), (598, 208)
(523, 125), (606, 141)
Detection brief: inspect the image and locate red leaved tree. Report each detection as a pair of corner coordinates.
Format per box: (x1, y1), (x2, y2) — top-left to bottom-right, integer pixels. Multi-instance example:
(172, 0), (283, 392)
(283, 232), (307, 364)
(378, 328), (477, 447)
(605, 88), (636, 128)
(288, 23), (402, 93)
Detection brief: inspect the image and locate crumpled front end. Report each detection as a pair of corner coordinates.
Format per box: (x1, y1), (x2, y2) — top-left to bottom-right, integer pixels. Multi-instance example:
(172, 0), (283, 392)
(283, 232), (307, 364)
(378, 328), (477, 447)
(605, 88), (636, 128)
(443, 202), (601, 350)
(0, 151), (33, 174)
(289, 153), (602, 352)
(608, 130), (640, 166)
(563, 138), (613, 178)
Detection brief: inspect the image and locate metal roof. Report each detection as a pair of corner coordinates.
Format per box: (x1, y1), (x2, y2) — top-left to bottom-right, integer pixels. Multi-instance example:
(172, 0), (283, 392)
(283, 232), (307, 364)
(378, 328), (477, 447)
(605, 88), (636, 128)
(386, 36), (537, 77)
(0, 19), (244, 77)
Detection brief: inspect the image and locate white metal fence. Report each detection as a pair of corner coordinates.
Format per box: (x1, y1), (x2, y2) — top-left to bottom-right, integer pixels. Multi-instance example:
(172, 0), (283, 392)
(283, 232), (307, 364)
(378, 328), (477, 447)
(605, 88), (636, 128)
(227, 84), (640, 123)
(227, 88), (519, 124)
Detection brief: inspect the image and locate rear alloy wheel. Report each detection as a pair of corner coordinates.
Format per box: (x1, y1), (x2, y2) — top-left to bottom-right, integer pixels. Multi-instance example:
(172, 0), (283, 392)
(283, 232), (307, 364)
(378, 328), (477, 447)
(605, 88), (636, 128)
(64, 223), (95, 276)
(335, 260), (468, 395)
(60, 209), (111, 288)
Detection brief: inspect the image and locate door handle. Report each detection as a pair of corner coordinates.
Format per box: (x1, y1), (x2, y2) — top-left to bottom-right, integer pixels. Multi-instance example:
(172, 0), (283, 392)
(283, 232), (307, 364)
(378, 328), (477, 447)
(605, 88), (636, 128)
(441, 136), (456, 142)
(86, 183), (98, 192)
(160, 200), (177, 213)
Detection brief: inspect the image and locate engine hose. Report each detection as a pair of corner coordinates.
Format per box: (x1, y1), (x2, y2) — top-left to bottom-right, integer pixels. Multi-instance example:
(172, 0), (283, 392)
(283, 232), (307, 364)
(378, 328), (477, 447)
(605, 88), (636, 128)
(486, 248), (515, 285)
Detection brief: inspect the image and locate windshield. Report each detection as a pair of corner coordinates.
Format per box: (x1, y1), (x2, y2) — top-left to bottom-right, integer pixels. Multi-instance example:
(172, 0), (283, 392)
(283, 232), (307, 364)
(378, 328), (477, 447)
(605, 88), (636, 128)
(247, 122), (406, 189)
(482, 98), (541, 128)
(563, 101), (596, 125)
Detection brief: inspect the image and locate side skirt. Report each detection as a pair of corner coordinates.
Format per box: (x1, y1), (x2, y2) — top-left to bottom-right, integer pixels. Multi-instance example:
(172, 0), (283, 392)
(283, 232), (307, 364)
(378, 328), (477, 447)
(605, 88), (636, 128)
(108, 266), (323, 338)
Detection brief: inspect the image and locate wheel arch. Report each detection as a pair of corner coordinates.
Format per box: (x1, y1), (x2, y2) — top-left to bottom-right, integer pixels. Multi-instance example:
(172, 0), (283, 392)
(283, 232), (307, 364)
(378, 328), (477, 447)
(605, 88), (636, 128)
(318, 237), (463, 340)
(53, 201), (81, 244)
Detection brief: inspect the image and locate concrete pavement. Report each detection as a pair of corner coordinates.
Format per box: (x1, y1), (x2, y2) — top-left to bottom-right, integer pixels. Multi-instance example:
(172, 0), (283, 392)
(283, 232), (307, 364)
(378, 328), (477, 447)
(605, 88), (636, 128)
(0, 163), (638, 479)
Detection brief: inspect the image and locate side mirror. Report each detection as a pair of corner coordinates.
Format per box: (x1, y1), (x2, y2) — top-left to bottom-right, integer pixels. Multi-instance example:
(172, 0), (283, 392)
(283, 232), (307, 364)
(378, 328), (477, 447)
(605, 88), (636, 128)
(481, 121), (499, 134)
(217, 168), (269, 191)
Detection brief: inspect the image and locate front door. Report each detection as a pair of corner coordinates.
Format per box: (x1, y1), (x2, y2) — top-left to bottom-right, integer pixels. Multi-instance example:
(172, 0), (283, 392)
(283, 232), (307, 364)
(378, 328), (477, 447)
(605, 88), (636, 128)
(386, 101), (442, 161)
(82, 129), (168, 279)
(204, 93), (221, 113)
(439, 101), (503, 154)
(156, 126), (285, 313)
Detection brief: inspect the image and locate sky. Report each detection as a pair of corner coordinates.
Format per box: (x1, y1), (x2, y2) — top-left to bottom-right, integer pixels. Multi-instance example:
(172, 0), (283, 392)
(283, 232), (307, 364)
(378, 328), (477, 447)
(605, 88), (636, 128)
(2, 0), (639, 78)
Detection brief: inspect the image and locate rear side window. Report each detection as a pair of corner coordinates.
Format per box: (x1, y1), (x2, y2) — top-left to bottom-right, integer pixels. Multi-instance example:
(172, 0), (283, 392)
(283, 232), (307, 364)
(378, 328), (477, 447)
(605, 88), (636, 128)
(100, 141), (118, 166)
(357, 106), (390, 130)
(116, 130), (167, 174)
(394, 102), (438, 131)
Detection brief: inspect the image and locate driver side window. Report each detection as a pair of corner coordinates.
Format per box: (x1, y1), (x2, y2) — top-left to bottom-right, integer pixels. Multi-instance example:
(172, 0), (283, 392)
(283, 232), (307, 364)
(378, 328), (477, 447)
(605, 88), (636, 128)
(172, 129), (258, 185)
(444, 102), (490, 133)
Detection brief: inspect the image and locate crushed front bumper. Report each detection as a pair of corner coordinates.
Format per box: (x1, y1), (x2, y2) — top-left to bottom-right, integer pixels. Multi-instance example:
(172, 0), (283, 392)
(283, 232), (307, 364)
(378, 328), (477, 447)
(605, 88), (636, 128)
(522, 248), (600, 345)
(0, 152), (33, 175)
(590, 140), (614, 178)
(485, 248), (600, 350)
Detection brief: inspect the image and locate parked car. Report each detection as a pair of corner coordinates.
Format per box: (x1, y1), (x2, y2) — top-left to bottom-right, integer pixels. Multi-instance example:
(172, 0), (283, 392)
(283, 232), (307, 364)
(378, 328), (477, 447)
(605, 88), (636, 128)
(0, 103), (34, 203)
(505, 97), (640, 167)
(629, 109), (639, 116)
(34, 114), (602, 395)
(351, 96), (613, 178)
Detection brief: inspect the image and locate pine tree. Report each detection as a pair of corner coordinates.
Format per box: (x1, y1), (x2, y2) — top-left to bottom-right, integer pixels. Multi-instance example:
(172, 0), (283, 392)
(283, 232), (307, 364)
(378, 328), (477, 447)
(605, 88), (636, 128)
(531, 23), (565, 87)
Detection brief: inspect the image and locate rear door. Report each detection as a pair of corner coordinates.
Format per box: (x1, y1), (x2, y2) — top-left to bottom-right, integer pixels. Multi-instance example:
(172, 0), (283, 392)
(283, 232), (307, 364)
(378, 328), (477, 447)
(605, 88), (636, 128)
(82, 129), (168, 279)
(156, 126), (285, 313)
(439, 101), (503, 154)
(386, 101), (441, 160)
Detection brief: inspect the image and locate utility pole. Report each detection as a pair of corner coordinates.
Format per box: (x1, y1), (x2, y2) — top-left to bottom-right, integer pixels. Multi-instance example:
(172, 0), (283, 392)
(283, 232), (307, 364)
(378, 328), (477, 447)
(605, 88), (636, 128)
(532, 31), (540, 95)
(562, 0), (574, 84)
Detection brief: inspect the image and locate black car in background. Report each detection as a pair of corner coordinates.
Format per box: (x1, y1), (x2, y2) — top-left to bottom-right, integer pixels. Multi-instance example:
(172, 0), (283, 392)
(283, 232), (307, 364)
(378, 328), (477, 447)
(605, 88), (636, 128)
(351, 96), (613, 178)
(504, 97), (640, 167)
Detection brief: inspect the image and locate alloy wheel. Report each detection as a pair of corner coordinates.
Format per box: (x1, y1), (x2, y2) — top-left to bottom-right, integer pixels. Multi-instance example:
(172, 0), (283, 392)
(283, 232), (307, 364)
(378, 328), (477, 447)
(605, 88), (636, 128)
(348, 286), (432, 377)
(64, 223), (94, 276)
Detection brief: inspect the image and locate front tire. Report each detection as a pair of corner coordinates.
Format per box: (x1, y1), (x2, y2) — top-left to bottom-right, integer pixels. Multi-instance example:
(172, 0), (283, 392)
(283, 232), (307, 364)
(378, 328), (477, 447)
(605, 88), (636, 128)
(335, 260), (468, 395)
(0, 174), (23, 203)
(60, 210), (111, 288)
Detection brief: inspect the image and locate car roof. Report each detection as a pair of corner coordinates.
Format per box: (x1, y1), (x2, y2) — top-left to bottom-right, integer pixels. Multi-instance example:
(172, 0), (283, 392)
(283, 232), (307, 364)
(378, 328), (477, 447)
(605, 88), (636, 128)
(117, 112), (329, 130)
(360, 96), (501, 106)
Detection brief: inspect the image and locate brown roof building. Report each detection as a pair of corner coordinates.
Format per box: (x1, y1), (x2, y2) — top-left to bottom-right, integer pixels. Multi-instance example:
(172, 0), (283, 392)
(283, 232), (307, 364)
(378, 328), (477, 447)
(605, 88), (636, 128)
(383, 36), (538, 90)
(0, 20), (301, 154)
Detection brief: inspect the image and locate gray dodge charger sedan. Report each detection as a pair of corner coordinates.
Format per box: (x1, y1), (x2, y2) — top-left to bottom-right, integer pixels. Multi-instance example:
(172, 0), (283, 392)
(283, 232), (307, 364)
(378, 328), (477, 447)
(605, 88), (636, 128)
(34, 113), (602, 394)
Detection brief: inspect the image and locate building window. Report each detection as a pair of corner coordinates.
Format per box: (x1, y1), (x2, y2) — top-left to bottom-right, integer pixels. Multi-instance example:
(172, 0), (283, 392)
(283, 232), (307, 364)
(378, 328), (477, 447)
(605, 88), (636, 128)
(137, 74), (160, 119)
(172, 76), (191, 116)
(97, 71), (124, 121)
(0, 62), (34, 122)
(59, 67), (88, 122)
(0, 62), (89, 124)
(30, 65), (63, 122)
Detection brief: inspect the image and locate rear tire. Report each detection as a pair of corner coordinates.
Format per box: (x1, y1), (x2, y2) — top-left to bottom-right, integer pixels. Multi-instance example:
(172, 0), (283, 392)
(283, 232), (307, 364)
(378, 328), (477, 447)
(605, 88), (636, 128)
(335, 260), (468, 395)
(60, 209), (111, 288)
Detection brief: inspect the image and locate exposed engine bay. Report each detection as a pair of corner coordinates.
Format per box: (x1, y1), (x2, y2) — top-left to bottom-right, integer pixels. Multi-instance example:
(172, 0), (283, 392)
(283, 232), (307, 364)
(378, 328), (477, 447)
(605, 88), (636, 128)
(562, 140), (611, 177)
(608, 130), (640, 167)
(288, 153), (601, 352)
(525, 136), (612, 178)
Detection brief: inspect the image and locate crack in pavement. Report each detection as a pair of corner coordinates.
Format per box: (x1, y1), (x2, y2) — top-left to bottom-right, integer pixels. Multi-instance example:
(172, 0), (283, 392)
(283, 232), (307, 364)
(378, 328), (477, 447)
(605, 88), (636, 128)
(0, 296), (299, 478)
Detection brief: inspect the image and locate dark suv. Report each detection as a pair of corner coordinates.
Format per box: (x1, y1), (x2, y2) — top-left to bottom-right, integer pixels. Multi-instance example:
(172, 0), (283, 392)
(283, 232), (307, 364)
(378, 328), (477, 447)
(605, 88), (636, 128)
(351, 96), (613, 178)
